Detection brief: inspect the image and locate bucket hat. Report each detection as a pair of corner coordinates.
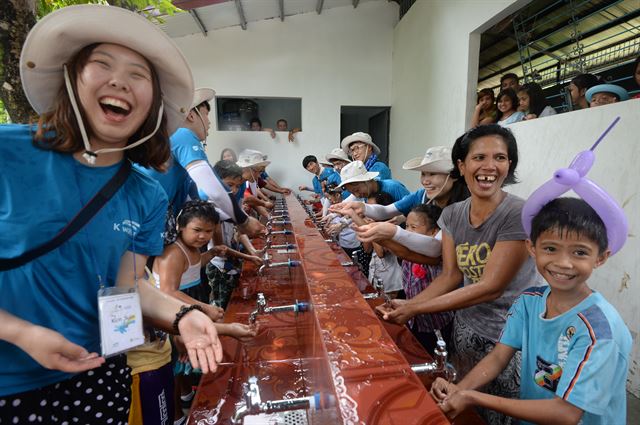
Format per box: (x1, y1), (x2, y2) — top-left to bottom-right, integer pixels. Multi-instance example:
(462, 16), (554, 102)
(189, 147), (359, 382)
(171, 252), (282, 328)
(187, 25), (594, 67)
(585, 84), (629, 102)
(402, 146), (453, 173)
(340, 132), (380, 156)
(325, 147), (351, 163)
(237, 149), (271, 168)
(337, 160), (379, 188)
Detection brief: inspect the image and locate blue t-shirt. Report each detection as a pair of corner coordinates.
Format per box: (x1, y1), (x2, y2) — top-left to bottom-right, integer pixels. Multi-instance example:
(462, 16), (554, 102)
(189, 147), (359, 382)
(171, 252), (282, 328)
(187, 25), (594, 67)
(393, 188), (426, 215)
(378, 179), (410, 203)
(311, 167), (341, 195)
(0, 124), (167, 396)
(135, 127), (206, 213)
(369, 161), (392, 180)
(500, 286), (632, 425)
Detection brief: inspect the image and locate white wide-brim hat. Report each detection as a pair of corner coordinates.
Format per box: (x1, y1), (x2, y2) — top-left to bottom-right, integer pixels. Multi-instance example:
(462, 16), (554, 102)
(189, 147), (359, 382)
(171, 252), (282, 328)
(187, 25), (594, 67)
(403, 146), (453, 173)
(325, 147), (351, 163)
(340, 132), (381, 156)
(585, 84), (629, 102)
(20, 4), (193, 136)
(319, 159), (333, 167)
(337, 160), (379, 188)
(191, 88), (216, 110)
(237, 149), (271, 168)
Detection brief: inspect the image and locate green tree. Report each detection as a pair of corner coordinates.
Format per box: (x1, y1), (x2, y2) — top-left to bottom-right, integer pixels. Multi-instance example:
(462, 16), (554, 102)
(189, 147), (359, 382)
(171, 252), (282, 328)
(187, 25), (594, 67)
(0, 0), (179, 124)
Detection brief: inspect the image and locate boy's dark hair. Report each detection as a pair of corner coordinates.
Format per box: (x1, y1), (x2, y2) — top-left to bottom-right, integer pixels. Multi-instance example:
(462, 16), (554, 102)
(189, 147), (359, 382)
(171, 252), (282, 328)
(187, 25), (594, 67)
(409, 204), (443, 230)
(451, 125), (519, 185)
(277, 118), (288, 126)
(250, 118), (262, 127)
(518, 82), (549, 117)
(500, 73), (519, 84)
(373, 191), (394, 206)
(530, 198), (608, 254)
(302, 155), (318, 169)
(177, 200), (219, 228)
(570, 73), (599, 91)
(214, 160), (243, 180)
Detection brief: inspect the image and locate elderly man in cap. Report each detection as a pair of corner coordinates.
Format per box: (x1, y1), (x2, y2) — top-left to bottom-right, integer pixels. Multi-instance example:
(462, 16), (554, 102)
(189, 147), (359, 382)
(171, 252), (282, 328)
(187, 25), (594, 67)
(138, 88), (264, 239)
(341, 132), (392, 180)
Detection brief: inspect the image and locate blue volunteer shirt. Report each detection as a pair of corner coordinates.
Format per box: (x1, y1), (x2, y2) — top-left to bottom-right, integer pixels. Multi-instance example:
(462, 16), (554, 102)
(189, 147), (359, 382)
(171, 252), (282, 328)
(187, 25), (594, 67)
(369, 161), (392, 180)
(500, 286), (632, 425)
(312, 167), (341, 195)
(378, 179), (410, 202)
(393, 188), (427, 215)
(0, 124), (167, 396)
(135, 127), (207, 213)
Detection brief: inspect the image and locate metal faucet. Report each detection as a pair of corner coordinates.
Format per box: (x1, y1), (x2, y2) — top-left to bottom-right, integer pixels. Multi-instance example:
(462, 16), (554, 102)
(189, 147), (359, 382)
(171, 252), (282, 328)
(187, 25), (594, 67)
(362, 278), (392, 305)
(350, 249), (361, 272)
(248, 292), (309, 324)
(231, 376), (324, 424)
(257, 258), (300, 276)
(410, 331), (457, 382)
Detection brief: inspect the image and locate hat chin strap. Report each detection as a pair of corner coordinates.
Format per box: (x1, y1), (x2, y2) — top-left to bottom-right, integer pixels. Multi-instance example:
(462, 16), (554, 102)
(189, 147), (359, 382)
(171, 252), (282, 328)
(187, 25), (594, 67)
(192, 106), (208, 146)
(63, 65), (164, 165)
(426, 174), (450, 205)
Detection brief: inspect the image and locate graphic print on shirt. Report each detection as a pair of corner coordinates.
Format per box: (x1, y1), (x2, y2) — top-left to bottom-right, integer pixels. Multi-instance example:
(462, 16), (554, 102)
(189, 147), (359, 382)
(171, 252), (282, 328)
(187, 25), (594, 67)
(534, 355), (563, 392)
(455, 241), (491, 282)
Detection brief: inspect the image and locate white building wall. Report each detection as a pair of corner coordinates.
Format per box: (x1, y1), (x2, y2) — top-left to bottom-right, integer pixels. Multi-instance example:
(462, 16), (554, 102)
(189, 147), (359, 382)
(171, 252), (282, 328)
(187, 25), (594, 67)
(391, 0), (639, 396)
(172, 1), (398, 188)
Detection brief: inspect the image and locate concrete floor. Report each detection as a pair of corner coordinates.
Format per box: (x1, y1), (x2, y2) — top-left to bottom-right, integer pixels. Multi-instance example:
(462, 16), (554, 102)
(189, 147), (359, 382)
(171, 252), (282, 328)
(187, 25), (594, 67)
(629, 392), (640, 425)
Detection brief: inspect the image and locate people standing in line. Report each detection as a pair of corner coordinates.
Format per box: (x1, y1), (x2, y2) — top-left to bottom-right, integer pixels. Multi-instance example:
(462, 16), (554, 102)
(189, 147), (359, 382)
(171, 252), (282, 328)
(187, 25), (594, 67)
(0, 6), (222, 424)
(341, 132), (392, 180)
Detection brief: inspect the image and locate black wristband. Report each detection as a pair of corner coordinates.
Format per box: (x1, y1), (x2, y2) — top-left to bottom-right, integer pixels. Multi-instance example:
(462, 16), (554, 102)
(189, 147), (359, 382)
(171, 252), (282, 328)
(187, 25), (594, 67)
(172, 305), (204, 334)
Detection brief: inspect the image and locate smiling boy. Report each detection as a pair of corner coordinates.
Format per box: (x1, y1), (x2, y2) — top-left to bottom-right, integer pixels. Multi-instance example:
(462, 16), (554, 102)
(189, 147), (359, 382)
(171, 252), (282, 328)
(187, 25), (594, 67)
(431, 198), (632, 425)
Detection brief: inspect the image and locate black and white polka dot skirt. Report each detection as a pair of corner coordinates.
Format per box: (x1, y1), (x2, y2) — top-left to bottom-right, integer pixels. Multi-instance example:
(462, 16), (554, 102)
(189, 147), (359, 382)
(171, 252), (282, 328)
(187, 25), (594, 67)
(0, 355), (131, 425)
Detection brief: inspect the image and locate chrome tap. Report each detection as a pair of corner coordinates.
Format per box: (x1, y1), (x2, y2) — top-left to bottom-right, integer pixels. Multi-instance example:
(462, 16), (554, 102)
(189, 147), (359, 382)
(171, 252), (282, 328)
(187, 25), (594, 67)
(362, 278), (391, 305)
(350, 249), (361, 272)
(231, 376), (326, 424)
(257, 258), (300, 276)
(268, 229), (293, 236)
(410, 331), (457, 382)
(248, 292), (309, 324)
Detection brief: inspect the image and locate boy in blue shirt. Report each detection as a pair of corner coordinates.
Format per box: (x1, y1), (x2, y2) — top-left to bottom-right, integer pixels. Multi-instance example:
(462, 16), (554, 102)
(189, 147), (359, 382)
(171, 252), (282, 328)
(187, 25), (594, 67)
(431, 197), (632, 425)
(298, 155), (341, 197)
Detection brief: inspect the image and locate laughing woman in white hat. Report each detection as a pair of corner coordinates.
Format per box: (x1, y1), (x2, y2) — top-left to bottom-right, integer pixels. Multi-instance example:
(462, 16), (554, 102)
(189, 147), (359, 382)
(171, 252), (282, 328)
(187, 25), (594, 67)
(0, 5), (222, 423)
(341, 132), (392, 180)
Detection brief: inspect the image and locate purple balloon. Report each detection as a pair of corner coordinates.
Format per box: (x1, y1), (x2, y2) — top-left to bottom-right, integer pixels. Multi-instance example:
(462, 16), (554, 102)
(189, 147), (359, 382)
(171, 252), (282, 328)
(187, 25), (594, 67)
(521, 117), (628, 254)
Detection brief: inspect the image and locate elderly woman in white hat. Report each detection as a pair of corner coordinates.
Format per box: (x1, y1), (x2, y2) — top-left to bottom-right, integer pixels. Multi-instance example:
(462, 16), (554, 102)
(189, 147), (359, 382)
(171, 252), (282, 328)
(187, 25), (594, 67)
(325, 147), (351, 172)
(0, 5), (223, 423)
(341, 132), (392, 179)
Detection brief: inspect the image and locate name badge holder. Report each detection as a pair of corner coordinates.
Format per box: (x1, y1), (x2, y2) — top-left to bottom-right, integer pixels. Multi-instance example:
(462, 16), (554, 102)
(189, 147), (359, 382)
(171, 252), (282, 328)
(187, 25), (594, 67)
(98, 281), (145, 357)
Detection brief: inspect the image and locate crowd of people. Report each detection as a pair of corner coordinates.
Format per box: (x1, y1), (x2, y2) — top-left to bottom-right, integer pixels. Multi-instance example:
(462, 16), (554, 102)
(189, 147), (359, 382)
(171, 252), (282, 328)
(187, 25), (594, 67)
(471, 61), (640, 128)
(0, 4), (635, 425)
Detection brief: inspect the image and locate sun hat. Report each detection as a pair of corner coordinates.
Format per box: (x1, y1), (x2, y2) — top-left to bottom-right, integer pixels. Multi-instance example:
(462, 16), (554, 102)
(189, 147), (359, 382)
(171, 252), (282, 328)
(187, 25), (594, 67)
(340, 132), (381, 156)
(402, 146), (453, 173)
(20, 4), (193, 162)
(319, 159), (333, 167)
(237, 149), (271, 168)
(585, 84), (629, 103)
(191, 88), (216, 110)
(337, 160), (379, 188)
(325, 147), (351, 163)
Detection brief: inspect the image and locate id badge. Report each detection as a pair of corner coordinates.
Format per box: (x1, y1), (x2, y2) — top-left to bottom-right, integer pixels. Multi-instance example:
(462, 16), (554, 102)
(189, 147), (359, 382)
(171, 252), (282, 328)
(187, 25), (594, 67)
(98, 287), (145, 357)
